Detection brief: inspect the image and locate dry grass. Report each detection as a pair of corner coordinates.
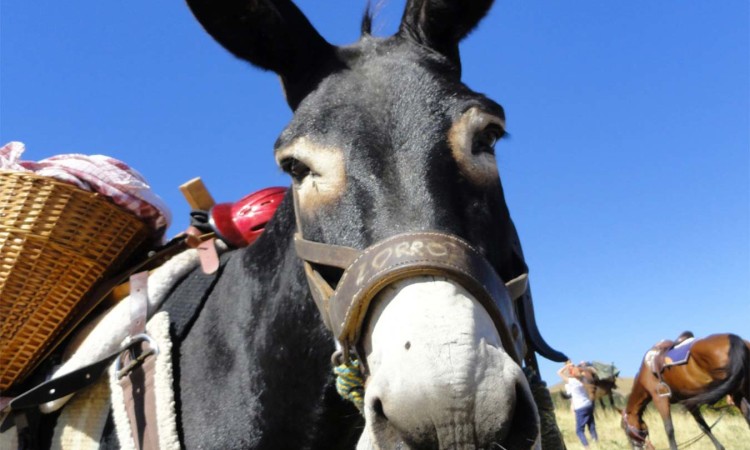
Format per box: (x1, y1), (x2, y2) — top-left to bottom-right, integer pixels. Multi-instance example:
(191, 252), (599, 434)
(553, 401), (749, 450)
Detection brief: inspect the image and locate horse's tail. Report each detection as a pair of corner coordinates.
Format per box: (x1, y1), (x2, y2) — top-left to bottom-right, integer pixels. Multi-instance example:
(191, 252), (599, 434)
(682, 334), (749, 410)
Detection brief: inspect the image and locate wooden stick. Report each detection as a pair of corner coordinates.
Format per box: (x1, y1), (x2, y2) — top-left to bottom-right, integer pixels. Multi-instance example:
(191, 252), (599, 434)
(179, 177), (216, 210)
(107, 178), (217, 304)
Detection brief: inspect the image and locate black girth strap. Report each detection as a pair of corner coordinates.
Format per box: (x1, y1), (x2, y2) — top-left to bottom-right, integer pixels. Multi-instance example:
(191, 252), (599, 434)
(6, 345), (133, 412)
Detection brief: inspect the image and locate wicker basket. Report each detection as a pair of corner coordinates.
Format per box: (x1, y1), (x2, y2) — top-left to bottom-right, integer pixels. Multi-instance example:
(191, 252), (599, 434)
(0, 171), (152, 391)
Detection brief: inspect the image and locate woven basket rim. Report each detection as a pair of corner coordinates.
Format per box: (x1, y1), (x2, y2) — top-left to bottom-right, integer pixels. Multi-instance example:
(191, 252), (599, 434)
(0, 170), (153, 391)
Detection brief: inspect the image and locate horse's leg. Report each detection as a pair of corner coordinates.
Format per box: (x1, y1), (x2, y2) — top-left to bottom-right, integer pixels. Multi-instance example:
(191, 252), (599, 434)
(688, 407), (725, 450)
(591, 385), (598, 415)
(653, 397), (678, 450)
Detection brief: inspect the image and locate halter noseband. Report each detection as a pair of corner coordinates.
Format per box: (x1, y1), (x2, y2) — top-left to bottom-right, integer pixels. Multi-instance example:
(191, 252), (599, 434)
(291, 191), (527, 365)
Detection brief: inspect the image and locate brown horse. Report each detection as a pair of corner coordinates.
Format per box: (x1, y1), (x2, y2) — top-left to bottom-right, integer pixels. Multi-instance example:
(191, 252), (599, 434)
(561, 362), (619, 409)
(579, 363), (619, 409)
(622, 333), (750, 450)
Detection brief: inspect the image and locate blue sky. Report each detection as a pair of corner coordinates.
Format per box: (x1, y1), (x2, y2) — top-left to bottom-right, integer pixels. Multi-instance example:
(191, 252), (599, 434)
(2, 1), (748, 386)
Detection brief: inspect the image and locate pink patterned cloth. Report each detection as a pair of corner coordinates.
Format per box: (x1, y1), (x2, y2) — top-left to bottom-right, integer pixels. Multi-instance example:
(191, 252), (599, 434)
(1, 141), (171, 232)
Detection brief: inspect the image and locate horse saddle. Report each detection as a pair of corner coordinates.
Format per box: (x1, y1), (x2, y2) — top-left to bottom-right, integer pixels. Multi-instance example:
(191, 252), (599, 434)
(647, 335), (696, 375)
(645, 334), (696, 397)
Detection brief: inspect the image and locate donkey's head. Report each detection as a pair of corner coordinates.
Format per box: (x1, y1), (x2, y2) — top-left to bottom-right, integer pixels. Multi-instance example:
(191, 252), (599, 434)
(188, 0), (539, 448)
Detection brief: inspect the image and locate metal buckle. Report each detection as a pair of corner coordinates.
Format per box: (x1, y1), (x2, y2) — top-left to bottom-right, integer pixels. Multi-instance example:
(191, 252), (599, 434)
(114, 333), (160, 378)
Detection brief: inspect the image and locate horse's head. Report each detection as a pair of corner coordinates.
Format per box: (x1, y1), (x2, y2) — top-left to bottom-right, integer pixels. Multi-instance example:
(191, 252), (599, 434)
(621, 411), (653, 450)
(187, 0), (538, 448)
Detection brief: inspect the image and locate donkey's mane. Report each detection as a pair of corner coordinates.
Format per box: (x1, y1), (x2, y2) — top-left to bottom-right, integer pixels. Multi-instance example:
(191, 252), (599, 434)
(361, 5), (373, 36)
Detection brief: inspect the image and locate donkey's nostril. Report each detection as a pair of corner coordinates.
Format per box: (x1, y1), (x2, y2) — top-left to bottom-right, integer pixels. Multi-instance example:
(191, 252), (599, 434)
(492, 382), (540, 449)
(371, 397), (387, 421)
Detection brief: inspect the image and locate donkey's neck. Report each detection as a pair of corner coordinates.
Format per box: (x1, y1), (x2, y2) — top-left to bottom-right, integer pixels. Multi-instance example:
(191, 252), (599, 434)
(176, 195), (361, 449)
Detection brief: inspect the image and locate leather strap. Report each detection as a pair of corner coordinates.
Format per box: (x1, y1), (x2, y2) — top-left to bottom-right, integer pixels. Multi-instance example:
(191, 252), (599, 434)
(328, 232), (525, 363)
(517, 289), (568, 362)
(505, 273), (528, 301)
(302, 261), (335, 330)
(119, 341), (160, 450)
(294, 235), (359, 269)
(197, 238), (220, 274)
(123, 272), (155, 450)
(5, 342), (140, 411)
(186, 226), (220, 274)
(116, 246), (228, 450)
(129, 272), (149, 337)
(296, 230), (568, 365)
(295, 234), (360, 329)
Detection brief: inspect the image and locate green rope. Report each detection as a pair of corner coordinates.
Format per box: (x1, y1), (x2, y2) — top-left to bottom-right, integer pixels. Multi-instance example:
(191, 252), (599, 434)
(333, 358), (365, 413)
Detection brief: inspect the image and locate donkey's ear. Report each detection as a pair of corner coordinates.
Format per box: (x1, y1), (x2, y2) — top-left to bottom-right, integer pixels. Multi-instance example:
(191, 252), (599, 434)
(399, 0), (494, 67)
(186, 0), (337, 109)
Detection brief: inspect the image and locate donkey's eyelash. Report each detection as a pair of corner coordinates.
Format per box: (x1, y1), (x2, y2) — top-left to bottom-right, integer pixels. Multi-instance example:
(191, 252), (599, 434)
(278, 157), (292, 172)
(279, 157), (312, 182)
(484, 123), (506, 140)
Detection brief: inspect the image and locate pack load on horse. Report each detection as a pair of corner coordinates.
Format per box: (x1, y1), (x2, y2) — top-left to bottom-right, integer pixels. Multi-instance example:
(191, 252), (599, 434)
(1, 1), (572, 449)
(0, 172), (287, 448)
(0, 142), (173, 445)
(622, 332), (750, 450)
(560, 360), (620, 409)
(0, 141), (171, 393)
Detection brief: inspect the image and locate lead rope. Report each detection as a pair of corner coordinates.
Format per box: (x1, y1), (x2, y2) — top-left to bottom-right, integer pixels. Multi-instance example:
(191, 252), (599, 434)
(333, 358), (365, 413)
(652, 408), (728, 450)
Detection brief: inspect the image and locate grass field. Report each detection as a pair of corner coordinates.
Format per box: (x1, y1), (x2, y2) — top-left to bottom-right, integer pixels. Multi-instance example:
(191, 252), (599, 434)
(549, 380), (750, 450)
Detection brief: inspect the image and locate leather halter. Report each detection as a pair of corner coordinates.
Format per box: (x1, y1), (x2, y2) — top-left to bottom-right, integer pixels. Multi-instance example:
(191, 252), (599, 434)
(291, 190), (527, 364)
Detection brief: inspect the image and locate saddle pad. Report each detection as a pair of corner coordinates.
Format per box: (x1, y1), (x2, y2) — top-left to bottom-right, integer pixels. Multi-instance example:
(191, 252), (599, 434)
(40, 246), (207, 414)
(664, 338), (695, 366)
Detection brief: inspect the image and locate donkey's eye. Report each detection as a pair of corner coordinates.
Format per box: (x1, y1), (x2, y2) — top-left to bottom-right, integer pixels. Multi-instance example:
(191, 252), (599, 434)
(472, 124), (505, 156)
(280, 157), (311, 182)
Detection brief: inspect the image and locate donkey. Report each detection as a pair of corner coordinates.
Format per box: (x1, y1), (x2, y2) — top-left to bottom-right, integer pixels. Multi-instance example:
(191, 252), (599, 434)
(24, 1), (565, 448)
(174, 0), (562, 447)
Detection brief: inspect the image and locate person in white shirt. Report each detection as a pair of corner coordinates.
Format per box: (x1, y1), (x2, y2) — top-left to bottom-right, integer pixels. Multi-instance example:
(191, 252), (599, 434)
(558, 361), (598, 449)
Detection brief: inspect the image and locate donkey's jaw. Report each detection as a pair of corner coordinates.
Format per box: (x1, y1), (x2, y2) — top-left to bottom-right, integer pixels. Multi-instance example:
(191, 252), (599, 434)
(358, 276), (540, 450)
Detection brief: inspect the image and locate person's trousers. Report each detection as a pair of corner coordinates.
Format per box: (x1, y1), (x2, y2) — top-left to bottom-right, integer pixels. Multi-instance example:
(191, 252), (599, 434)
(574, 404), (597, 446)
